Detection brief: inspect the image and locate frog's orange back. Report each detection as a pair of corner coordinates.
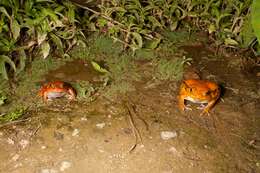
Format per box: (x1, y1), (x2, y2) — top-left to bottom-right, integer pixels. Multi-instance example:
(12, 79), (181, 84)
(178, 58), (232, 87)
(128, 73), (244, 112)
(182, 79), (220, 99)
(38, 81), (65, 96)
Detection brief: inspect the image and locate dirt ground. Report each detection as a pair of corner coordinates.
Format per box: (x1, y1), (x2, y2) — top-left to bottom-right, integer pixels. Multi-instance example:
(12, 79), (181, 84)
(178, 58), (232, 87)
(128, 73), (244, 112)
(0, 39), (259, 173)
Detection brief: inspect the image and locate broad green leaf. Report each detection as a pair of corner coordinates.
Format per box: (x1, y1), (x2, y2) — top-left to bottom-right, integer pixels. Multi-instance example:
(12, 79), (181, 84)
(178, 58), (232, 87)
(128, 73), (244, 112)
(91, 61), (109, 73)
(0, 91), (7, 106)
(37, 32), (47, 45)
(252, 0), (260, 46)
(208, 24), (216, 34)
(0, 55), (16, 80)
(64, 1), (75, 23)
(146, 37), (161, 49)
(16, 50), (26, 74)
(131, 32), (143, 48)
(50, 33), (64, 53)
(240, 15), (255, 48)
(97, 18), (107, 27)
(224, 38), (239, 46)
(170, 21), (178, 31)
(147, 16), (162, 30)
(40, 41), (50, 59)
(11, 18), (20, 41)
(42, 8), (58, 22)
(0, 7), (10, 20)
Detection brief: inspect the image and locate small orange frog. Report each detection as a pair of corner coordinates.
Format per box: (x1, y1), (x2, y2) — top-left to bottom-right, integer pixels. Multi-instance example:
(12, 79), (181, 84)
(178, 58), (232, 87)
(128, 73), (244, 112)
(178, 79), (220, 115)
(39, 81), (76, 102)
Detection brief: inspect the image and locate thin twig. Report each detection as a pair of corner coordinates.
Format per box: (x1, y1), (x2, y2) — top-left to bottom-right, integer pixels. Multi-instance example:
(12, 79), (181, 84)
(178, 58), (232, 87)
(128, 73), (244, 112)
(130, 103), (149, 131)
(125, 101), (143, 153)
(231, 133), (260, 149)
(0, 118), (30, 128)
(29, 123), (42, 140)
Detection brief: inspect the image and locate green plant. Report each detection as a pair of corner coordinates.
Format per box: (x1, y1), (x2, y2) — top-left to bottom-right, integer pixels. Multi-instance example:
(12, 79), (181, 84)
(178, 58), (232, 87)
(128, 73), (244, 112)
(0, 107), (26, 122)
(75, 0), (257, 52)
(0, 0), (83, 80)
(72, 81), (95, 100)
(155, 56), (192, 81)
(0, 91), (7, 106)
(251, 0), (260, 54)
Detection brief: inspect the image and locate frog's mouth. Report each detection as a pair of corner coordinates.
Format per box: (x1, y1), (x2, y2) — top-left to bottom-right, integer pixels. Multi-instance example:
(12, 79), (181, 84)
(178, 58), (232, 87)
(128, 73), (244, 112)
(46, 92), (66, 99)
(184, 96), (208, 104)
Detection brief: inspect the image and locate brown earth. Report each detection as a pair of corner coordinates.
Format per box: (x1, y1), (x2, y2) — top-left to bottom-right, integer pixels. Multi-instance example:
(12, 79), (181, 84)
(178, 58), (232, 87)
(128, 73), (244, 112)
(0, 44), (259, 173)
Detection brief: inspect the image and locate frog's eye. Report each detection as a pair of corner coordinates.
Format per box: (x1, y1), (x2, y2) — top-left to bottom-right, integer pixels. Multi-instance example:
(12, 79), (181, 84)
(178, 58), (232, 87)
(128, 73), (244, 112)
(205, 90), (211, 96)
(185, 87), (193, 92)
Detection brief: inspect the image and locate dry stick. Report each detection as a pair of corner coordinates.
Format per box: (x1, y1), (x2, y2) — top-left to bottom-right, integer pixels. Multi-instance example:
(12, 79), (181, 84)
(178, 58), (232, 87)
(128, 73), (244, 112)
(125, 101), (143, 153)
(0, 118), (30, 128)
(231, 133), (260, 149)
(29, 123), (42, 141)
(130, 102), (149, 131)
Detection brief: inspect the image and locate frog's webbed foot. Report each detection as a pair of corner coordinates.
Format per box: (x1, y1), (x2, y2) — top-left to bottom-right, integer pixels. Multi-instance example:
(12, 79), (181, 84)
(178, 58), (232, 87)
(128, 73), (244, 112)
(200, 110), (210, 116)
(197, 104), (206, 110)
(184, 105), (192, 111)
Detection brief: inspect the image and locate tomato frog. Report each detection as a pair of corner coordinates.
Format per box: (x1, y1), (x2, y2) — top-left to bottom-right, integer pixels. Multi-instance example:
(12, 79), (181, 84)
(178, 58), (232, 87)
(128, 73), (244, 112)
(39, 81), (76, 102)
(178, 79), (220, 115)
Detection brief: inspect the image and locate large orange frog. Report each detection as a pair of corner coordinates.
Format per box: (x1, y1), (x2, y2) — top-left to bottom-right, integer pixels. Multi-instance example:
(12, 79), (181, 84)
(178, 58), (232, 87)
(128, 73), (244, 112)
(39, 81), (76, 102)
(178, 79), (220, 115)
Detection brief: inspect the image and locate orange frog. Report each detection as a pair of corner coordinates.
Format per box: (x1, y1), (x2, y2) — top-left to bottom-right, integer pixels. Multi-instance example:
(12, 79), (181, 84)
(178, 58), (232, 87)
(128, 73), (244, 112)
(178, 79), (220, 115)
(39, 81), (76, 102)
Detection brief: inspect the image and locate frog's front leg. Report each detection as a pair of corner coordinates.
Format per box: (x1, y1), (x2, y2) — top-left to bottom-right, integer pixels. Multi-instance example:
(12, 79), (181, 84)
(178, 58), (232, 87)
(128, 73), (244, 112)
(178, 95), (193, 112)
(200, 99), (217, 116)
(178, 94), (186, 111)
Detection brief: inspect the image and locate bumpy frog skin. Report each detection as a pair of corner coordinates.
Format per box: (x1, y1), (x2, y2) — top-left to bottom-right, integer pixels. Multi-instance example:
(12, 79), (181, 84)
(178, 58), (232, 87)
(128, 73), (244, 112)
(39, 81), (76, 102)
(178, 79), (220, 115)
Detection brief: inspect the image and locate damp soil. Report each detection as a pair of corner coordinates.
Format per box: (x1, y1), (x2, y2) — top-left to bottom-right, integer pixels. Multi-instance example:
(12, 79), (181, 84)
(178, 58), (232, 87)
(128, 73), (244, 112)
(0, 44), (259, 173)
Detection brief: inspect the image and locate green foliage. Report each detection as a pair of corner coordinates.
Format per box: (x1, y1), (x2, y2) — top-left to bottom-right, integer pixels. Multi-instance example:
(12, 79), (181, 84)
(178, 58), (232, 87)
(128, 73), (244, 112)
(251, 0), (260, 54)
(91, 61), (109, 74)
(240, 15), (255, 48)
(78, 0), (256, 51)
(155, 56), (192, 81)
(0, 0), (82, 80)
(72, 81), (95, 100)
(0, 55), (16, 80)
(0, 91), (7, 106)
(0, 107), (26, 122)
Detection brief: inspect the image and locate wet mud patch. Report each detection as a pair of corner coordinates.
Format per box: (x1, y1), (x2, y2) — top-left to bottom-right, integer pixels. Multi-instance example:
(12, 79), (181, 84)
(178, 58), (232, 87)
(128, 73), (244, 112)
(44, 60), (104, 84)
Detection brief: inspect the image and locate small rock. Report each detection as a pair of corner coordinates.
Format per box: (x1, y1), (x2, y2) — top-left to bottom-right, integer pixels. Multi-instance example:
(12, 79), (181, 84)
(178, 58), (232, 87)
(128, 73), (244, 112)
(14, 163), (23, 168)
(140, 144), (145, 148)
(7, 138), (14, 145)
(169, 146), (180, 156)
(72, 129), (80, 137)
(256, 162), (260, 167)
(41, 145), (47, 149)
(81, 117), (88, 121)
(96, 123), (106, 129)
(11, 154), (20, 161)
(19, 139), (29, 149)
(160, 131), (177, 140)
(40, 168), (58, 173)
(54, 131), (64, 140)
(60, 161), (72, 172)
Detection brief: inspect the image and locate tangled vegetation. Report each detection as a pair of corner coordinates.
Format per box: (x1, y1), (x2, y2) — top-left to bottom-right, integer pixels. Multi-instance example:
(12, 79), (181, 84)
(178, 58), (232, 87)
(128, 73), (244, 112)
(78, 0), (260, 51)
(0, 0), (259, 80)
(0, 0), (83, 80)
